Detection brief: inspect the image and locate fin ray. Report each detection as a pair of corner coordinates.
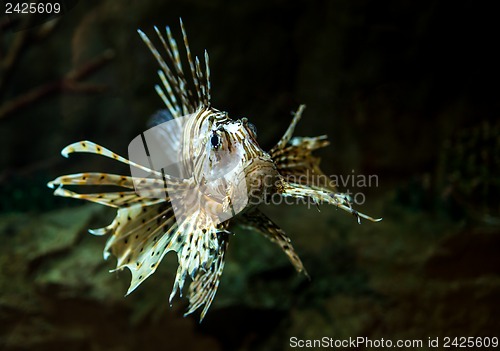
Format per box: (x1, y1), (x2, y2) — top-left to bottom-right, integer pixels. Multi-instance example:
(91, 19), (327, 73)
(271, 105), (305, 153)
(237, 209), (307, 276)
(184, 230), (229, 321)
(280, 181), (382, 223)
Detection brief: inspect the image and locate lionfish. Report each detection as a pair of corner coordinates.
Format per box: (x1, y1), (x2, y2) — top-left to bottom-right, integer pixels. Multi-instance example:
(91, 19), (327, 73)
(47, 19), (381, 321)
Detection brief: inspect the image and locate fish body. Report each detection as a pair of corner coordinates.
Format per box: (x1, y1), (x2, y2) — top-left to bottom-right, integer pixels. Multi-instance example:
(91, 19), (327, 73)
(48, 19), (380, 321)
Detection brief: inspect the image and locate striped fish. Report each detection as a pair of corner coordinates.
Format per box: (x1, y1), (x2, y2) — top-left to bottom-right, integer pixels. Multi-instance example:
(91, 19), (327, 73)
(47, 19), (381, 321)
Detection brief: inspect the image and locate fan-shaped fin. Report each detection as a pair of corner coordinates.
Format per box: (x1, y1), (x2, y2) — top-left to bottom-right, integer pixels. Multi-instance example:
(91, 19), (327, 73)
(237, 209), (307, 276)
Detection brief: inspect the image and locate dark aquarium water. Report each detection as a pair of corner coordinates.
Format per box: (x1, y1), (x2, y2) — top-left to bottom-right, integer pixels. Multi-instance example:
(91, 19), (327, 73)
(1, 1), (498, 350)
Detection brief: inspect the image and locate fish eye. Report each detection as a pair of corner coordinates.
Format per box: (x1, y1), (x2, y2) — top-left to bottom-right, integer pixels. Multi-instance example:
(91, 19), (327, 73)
(210, 133), (221, 148)
(247, 122), (257, 138)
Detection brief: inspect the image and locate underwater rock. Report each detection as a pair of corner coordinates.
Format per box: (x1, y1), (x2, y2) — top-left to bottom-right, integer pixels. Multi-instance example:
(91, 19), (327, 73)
(0, 205), (220, 350)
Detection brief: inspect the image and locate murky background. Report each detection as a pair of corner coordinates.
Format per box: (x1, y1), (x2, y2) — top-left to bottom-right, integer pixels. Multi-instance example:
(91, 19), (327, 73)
(1, 1), (498, 350)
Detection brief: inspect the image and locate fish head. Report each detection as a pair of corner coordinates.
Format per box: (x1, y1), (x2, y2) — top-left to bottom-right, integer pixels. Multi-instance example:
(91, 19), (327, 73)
(180, 109), (273, 217)
(193, 110), (262, 182)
